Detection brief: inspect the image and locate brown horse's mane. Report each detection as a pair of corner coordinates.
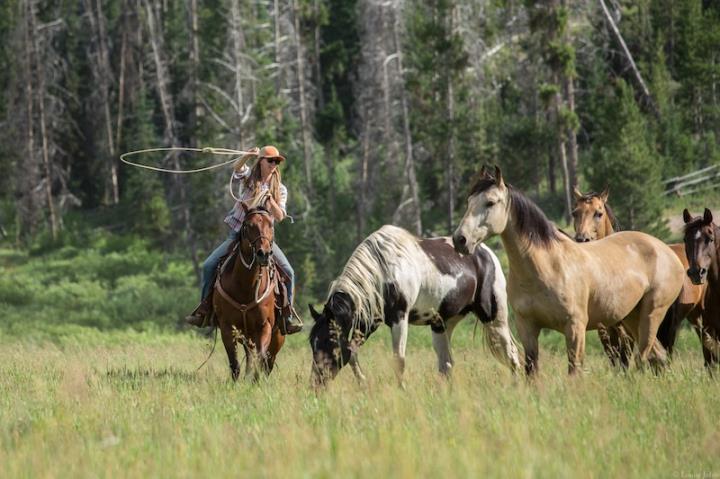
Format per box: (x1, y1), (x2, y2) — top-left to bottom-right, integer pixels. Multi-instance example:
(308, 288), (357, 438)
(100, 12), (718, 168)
(469, 177), (561, 248)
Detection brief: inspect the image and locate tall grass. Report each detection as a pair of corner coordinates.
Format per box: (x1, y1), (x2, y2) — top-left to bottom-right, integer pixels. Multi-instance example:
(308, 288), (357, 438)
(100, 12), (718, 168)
(0, 326), (717, 478)
(1, 241), (718, 477)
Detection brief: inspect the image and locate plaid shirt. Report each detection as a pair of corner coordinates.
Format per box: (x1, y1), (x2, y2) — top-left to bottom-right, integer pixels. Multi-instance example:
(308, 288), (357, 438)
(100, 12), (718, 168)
(224, 165), (288, 232)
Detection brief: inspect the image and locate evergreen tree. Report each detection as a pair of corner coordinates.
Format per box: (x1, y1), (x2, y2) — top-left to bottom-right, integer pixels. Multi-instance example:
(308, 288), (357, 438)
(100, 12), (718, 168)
(586, 80), (668, 237)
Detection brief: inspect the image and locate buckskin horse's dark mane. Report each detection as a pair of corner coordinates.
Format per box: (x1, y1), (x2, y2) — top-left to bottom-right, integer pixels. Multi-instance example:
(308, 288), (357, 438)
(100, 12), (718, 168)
(469, 176), (561, 249)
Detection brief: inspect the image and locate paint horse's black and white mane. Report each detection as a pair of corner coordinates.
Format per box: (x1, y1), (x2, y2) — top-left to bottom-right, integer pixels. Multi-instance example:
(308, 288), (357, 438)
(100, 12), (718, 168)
(309, 225), (520, 384)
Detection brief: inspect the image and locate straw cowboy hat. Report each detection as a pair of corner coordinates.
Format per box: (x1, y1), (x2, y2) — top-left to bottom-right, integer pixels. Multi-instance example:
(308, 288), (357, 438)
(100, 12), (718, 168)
(258, 145), (285, 162)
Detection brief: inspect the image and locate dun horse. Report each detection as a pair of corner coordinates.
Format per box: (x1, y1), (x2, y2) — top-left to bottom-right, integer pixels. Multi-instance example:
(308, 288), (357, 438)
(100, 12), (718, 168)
(309, 225), (521, 386)
(682, 208), (720, 368)
(572, 188), (706, 366)
(453, 166), (684, 375)
(213, 205), (284, 381)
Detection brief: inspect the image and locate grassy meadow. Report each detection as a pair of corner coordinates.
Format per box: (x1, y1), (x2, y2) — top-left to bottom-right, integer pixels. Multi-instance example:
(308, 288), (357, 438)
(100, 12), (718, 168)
(1, 243), (720, 478)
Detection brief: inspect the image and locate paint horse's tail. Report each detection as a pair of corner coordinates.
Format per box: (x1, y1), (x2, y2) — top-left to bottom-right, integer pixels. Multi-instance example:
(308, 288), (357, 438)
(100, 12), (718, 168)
(481, 315), (522, 374)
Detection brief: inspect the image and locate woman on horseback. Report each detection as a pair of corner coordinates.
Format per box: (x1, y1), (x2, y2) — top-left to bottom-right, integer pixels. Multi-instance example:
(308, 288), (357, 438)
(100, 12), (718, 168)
(185, 145), (303, 334)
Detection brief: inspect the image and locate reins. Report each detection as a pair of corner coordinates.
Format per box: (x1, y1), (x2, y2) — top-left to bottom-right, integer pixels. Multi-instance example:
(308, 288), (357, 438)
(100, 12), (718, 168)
(216, 208), (277, 336)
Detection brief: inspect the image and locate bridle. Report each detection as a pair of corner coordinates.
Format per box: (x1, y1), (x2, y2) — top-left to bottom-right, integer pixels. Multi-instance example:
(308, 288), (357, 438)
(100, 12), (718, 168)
(214, 207), (277, 337)
(238, 209), (274, 269)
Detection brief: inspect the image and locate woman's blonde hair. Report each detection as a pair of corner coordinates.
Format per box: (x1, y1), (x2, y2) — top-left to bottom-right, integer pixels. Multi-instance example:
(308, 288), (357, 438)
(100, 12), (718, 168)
(234, 154), (283, 209)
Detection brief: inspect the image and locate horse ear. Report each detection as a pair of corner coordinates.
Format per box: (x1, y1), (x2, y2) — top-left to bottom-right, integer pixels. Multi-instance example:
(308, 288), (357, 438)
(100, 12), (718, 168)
(600, 185), (609, 203)
(308, 304), (322, 321)
(704, 208), (713, 225)
(683, 209), (693, 224)
(494, 165), (504, 187)
(479, 164), (491, 179)
(572, 186), (583, 202)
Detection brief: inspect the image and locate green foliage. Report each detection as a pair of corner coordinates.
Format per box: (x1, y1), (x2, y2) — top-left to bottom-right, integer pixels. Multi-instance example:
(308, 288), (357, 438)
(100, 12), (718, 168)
(585, 81), (668, 237)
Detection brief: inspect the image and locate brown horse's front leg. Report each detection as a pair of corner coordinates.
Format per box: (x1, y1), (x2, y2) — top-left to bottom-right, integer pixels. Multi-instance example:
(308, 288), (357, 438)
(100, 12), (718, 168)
(220, 326), (241, 381)
(265, 327), (286, 374)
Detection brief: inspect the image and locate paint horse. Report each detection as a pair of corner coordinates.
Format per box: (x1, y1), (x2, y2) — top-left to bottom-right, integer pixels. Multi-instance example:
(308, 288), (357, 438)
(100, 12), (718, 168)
(213, 205), (284, 381)
(573, 188), (706, 367)
(453, 166), (684, 375)
(682, 208), (720, 369)
(308, 225), (521, 386)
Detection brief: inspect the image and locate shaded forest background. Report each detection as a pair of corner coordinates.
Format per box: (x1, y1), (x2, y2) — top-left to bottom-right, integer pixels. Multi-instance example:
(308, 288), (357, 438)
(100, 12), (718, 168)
(1, 0), (719, 306)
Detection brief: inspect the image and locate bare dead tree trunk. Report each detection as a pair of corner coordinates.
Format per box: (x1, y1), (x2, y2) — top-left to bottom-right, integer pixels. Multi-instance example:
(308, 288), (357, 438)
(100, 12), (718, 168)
(598, 0), (659, 118)
(560, 0), (578, 192)
(392, 11), (422, 236)
(188, 0), (200, 147)
(273, 0), (282, 96)
(116, 4), (128, 150)
(292, 0), (313, 192)
(18, 0), (41, 241)
(553, 75), (572, 221)
(446, 5), (457, 233)
(357, 112), (371, 241)
(144, 0), (201, 282)
(85, 0), (120, 205)
(29, 0), (59, 239)
(230, 0), (246, 147)
(563, 75), (578, 190)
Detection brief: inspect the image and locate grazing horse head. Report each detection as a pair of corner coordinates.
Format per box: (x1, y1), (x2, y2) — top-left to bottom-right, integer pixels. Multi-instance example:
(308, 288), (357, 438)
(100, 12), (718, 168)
(683, 208), (717, 285)
(308, 292), (379, 387)
(571, 186), (616, 242)
(452, 165), (510, 254)
(239, 204), (274, 267)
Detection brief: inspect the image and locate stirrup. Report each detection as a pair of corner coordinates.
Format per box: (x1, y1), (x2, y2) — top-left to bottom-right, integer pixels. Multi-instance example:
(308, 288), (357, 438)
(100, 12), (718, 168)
(280, 307), (303, 335)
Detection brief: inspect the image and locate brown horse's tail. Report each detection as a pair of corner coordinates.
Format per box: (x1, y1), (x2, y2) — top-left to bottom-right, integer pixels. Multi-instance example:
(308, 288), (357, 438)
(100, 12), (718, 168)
(656, 300), (682, 355)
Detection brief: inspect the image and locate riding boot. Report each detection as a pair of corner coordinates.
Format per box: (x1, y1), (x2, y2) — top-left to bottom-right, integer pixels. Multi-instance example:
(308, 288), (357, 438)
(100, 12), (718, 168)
(280, 304), (304, 335)
(185, 297), (213, 328)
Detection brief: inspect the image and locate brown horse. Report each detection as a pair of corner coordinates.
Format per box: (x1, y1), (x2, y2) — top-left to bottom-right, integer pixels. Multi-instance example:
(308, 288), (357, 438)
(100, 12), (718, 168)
(572, 188), (706, 366)
(453, 166), (684, 375)
(213, 206), (284, 381)
(682, 208), (720, 369)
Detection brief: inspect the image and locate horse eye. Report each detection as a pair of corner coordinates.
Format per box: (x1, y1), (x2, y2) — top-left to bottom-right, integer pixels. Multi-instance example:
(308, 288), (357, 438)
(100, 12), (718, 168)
(707, 236), (714, 244)
(486, 201), (495, 208)
(595, 211), (603, 218)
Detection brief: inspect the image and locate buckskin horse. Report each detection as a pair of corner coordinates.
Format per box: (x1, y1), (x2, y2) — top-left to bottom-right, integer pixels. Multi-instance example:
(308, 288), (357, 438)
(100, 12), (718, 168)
(573, 188), (706, 367)
(309, 225), (521, 386)
(453, 166), (684, 375)
(213, 205), (284, 381)
(682, 208), (720, 370)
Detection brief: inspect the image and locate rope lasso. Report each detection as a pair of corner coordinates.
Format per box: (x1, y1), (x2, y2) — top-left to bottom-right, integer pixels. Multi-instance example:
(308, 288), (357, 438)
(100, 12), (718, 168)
(119, 146), (256, 174)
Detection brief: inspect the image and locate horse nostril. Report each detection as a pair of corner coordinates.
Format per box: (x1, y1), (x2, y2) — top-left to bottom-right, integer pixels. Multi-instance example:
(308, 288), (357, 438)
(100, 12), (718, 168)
(700, 268), (707, 276)
(454, 235), (466, 247)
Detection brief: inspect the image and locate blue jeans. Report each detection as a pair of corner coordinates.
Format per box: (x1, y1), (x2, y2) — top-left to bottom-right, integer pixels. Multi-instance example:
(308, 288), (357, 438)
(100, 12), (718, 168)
(201, 232), (295, 306)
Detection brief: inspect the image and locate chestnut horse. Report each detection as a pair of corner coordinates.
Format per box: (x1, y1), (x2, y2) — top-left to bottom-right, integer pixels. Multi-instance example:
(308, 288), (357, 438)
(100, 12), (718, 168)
(682, 208), (720, 369)
(453, 166), (684, 375)
(572, 188), (706, 366)
(213, 206), (284, 381)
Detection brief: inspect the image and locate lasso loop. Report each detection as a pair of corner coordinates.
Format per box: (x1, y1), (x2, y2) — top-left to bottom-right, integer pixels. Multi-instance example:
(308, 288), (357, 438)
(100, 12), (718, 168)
(119, 146), (256, 174)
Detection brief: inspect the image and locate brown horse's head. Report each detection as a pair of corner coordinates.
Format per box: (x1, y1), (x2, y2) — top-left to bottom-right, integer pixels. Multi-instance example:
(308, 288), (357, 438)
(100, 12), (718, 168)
(240, 204), (275, 266)
(683, 208), (717, 285)
(571, 186), (614, 242)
